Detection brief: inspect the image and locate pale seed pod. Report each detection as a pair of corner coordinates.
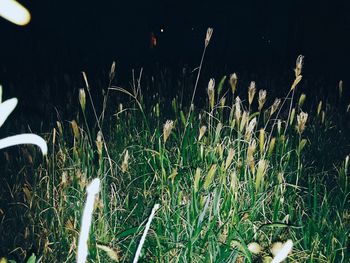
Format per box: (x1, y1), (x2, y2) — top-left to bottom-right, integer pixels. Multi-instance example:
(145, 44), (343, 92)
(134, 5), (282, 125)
(248, 81), (256, 105)
(298, 93), (306, 108)
(229, 73), (238, 94)
(258, 89), (267, 110)
(163, 120), (174, 143)
(247, 242), (262, 255)
(79, 89), (86, 112)
(270, 98), (281, 116)
(207, 78), (215, 110)
(205, 27), (214, 47)
(198, 125), (207, 141)
(121, 150), (129, 173)
(296, 111), (308, 134)
(225, 148), (235, 170)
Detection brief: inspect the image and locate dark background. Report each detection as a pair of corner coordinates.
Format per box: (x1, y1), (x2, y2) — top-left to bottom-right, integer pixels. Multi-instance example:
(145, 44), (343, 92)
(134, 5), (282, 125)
(0, 0), (349, 93)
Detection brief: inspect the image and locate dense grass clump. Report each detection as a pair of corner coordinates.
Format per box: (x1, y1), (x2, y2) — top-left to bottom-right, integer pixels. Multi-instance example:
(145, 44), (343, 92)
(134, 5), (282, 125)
(1, 43), (350, 262)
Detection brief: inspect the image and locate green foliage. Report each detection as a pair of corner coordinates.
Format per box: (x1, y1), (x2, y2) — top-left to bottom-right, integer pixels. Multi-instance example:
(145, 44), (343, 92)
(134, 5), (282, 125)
(1, 65), (349, 262)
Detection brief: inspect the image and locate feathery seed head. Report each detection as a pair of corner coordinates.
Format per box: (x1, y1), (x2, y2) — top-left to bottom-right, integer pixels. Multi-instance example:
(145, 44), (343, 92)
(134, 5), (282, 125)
(79, 89), (86, 112)
(258, 89), (267, 110)
(271, 239), (293, 263)
(296, 111), (308, 134)
(121, 150), (129, 173)
(235, 96), (242, 121)
(248, 242), (262, 255)
(229, 73), (238, 94)
(207, 78), (215, 110)
(163, 120), (174, 143)
(248, 81), (256, 105)
(205, 27), (214, 47)
(109, 61), (116, 80)
(245, 117), (257, 141)
(270, 98), (281, 116)
(225, 148), (235, 170)
(96, 131), (103, 155)
(295, 55), (304, 77)
(198, 125), (207, 141)
(277, 119), (282, 134)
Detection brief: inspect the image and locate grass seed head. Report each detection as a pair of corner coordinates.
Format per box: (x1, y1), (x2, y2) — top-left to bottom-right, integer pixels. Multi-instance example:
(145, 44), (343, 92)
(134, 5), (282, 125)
(240, 111), (249, 132)
(270, 98), (281, 116)
(109, 61), (116, 80)
(247, 139), (256, 173)
(277, 119), (282, 134)
(248, 81), (256, 105)
(121, 150), (129, 173)
(198, 125), (207, 141)
(220, 96), (226, 107)
(96, 131), (103, 156)
(225, 148), (235, 170)
(79, 88), (86, 112)
(290, 108), (296, 126)
(229, 73), (238, 94)
(207, 78), (215, 110)
(248, 242), (262, 255)
(258, 89), (267, 110)
(271, 239), (293, 263)
(235, 96), (242, 122)
(163, 120), (174, 143)
(271, 242), (283, 257)
(71, 120), (80, 141)
(298, 93), (306, 108)
(194, 168), (201, 193)
(205, 27), (213, 47)
(317, 101), (322, 115)
(291, 75), (302, 91)
(245, 117), (257, 141)
(56, 121), (63, 135)
(268, 137), (276, 157)
(295, 55), (304, 77)
(259, 129), (265, 153)
(255, 159), (268, 191)
(339, 80), (343, 98)
(204, 164), (217, 190)
(296, 111), (308, 134)
(230, 171), (237, 194)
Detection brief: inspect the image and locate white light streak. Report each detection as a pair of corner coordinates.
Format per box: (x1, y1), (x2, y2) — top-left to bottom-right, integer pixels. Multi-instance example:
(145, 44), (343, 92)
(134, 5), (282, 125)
(0, 0), (31, 26)
(77, 178), (101, 263)
(0, 98), (17, 127)
(271, 239), (293, 263)
(0, 133), (48, 155)
(132, 203), (160, 263)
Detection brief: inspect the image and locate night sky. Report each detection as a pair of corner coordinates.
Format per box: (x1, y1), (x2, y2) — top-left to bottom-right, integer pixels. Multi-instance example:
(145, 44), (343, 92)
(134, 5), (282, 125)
(1, 0), (350, 80)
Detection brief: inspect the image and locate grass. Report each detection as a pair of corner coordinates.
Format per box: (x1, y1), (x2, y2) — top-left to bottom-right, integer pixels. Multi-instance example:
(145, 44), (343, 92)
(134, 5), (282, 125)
(1, 40), (350, 262)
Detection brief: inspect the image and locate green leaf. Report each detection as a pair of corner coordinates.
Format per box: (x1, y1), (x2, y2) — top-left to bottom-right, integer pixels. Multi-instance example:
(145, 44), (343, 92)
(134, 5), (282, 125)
(26, 254), (36, 263)
(116, 226), (141, 239)
(180, 110), (186, 126)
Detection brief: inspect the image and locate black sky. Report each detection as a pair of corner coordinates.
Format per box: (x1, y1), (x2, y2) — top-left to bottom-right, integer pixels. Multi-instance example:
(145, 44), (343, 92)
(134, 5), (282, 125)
(0, 0), (349, 78)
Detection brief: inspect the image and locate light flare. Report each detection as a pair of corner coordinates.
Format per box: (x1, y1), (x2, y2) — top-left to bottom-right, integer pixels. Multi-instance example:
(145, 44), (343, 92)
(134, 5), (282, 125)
(0, 0), (31, 26)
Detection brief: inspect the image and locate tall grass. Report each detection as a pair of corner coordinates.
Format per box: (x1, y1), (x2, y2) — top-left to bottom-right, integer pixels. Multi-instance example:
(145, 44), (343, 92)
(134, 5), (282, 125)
(1, 38), (349, 262)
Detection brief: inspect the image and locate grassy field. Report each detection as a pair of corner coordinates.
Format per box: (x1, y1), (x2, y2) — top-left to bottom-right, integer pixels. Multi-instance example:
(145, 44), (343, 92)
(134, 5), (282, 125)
(1, 43), (350, 262)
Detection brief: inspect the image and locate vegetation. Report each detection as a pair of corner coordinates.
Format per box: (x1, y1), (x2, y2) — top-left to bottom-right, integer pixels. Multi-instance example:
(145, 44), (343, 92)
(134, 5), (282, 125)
(0, 30), (349, 263)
